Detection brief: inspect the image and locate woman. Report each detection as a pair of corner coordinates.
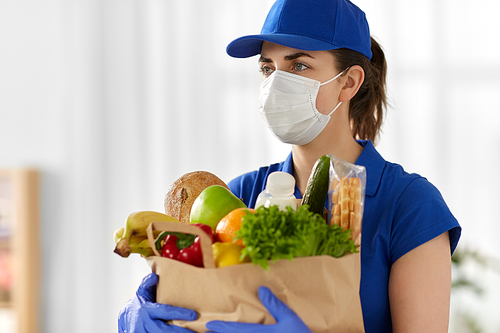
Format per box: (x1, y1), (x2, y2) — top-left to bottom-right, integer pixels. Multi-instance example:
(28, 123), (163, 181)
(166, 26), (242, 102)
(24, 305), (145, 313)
(119, 0), (461, 332)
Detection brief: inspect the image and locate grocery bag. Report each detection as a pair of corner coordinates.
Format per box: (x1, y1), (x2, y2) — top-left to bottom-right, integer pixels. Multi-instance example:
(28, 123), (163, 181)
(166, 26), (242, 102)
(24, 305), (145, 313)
(146, 221), (365, 333)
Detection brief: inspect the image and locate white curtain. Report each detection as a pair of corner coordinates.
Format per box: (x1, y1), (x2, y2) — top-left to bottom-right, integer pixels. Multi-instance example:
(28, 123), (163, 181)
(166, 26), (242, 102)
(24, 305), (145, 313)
(1, 0), (499, 332)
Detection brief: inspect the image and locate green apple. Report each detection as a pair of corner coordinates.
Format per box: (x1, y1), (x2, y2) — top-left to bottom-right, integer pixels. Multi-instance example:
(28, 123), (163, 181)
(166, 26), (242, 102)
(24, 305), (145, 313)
(190, 185), (247, 230)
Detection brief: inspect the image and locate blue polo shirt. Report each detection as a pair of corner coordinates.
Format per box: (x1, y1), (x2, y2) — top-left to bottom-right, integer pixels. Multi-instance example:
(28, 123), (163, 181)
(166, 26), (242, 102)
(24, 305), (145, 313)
(228, 140), (461, 333)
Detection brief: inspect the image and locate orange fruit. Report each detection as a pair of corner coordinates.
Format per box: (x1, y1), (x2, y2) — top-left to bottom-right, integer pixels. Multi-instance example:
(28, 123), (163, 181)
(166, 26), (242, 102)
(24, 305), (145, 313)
(215, 208), (256, 246)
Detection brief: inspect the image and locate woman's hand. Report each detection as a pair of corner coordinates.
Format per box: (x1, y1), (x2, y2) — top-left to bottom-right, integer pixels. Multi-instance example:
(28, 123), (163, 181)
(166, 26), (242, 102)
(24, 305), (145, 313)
(118, 273), (198, 333)
(206, 286), (312, 333)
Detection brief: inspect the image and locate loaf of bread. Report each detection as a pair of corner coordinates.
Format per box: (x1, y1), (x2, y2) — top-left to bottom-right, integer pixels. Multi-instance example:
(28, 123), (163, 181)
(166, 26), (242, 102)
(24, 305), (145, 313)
(164, 171), (229, 224)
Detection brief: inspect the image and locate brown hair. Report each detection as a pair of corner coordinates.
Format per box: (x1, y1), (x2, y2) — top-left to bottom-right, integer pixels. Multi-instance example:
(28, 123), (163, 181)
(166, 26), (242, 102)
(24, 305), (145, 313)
(329, 37), (387, 144)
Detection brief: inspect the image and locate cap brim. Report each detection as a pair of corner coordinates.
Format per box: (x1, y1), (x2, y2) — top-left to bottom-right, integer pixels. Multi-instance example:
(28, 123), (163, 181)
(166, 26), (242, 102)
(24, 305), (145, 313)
(226, 34), (341, 58)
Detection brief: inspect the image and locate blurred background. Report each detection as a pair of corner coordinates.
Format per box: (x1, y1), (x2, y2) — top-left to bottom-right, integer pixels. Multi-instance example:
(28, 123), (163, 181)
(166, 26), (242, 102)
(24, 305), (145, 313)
(0, 0), (499, 332)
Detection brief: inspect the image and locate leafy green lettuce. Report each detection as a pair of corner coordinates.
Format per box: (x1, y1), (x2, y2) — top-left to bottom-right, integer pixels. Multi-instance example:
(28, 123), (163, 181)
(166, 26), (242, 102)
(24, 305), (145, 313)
(236, 205), (358, 270)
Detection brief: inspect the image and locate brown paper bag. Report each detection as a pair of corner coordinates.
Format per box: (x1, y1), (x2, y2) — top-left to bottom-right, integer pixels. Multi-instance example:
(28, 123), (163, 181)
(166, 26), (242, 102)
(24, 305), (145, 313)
(146, 222), (364, 333)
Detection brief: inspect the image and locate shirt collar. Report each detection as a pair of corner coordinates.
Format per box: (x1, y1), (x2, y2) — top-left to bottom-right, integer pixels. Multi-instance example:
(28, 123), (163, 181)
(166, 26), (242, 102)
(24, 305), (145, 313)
(355, 140), (385, 197)
(285, 140), (384, 198)
(282, 152), (303, 199)
(283, 152), (294, 174)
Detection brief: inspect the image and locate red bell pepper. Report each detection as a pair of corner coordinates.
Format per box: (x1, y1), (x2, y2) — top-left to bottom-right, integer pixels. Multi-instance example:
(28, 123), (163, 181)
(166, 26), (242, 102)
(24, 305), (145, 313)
(190, 223), (215, 243)
(177, 237), (204, 267)
(161, 234), (180, 259)
(160, 223), (214, 267)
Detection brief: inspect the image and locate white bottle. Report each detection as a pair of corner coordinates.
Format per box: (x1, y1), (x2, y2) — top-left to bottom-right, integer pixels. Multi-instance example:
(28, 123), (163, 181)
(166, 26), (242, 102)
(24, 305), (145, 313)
(254, 171), (298, 211)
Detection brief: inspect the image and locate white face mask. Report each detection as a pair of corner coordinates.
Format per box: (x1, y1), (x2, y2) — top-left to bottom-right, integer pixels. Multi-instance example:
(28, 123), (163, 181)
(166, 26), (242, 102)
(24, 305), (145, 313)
(259, 68), (347, 145)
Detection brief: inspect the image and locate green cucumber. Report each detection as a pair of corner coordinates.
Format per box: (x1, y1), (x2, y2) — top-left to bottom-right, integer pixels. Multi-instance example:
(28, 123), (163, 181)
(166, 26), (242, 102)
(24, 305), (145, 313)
(301, 155), (331, 216)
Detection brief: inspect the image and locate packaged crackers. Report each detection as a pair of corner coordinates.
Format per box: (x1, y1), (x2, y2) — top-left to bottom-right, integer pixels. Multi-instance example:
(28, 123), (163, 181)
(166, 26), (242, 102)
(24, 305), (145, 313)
(327, 154), (367, 247)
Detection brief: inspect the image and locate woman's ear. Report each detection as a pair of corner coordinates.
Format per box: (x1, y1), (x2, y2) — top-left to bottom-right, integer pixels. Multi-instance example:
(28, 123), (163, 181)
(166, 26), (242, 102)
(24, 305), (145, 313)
(339, 66), (364, 102)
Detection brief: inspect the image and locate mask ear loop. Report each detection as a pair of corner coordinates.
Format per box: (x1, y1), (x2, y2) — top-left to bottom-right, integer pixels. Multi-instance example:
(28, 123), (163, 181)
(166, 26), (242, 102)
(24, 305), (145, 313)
(321, 67), (351, 117)
(319, 67), (351, 86)
(327, 101), (343, 116)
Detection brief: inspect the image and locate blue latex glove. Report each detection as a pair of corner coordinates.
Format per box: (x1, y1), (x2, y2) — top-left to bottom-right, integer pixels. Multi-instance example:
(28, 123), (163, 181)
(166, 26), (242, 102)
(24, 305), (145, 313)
(118, 273), (198, 333)
(206, 286), (312, 333)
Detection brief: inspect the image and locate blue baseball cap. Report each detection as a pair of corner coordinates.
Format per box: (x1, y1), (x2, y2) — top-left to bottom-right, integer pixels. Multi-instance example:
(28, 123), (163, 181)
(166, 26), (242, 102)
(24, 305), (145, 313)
(226, 0), (372, 60)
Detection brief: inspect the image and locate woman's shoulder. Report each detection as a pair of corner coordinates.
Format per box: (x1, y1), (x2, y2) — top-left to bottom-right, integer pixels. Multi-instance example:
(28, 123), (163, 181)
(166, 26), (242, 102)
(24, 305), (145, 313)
(383, 160), (427, 190)
(380, 162), (461, 258)
(228, 160), (287, 207)
(358, 141), (461, 258)
(356, 140), (427, 198)
(228, 169), (260, 193)
(378, 158), (457, 227)
(357, 140), (436, 197)
(380, 159), (443, 204)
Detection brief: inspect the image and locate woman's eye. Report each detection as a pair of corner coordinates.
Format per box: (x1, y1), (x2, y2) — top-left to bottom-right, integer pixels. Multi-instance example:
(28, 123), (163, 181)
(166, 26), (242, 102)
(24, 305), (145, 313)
(293, 62), (308, 72)
(259, 66), (274, 75)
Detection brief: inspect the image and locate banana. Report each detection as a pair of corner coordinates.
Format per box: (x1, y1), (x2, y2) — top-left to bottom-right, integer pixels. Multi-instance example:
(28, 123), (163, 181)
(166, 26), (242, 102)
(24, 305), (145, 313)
(114, 211), (179, 258)
(113, 227), (162, 244)
(130, 247), (155, 257)
(114, 227), (124, 243)
(128, 236), (155, 257)
(114, 233), (155, 257)
(128, 236), (151, 249)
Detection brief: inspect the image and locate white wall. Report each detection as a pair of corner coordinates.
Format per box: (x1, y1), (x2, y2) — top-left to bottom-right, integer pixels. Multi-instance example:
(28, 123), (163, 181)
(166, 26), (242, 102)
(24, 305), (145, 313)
(0, 0), (499, 332)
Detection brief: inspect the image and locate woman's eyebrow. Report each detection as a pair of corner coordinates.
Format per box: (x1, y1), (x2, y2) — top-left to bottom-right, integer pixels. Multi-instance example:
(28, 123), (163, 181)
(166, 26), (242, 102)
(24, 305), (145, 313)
(258, 52), (315, 64)
(284, 52), (315, 61)
(258, 56), (272, 63)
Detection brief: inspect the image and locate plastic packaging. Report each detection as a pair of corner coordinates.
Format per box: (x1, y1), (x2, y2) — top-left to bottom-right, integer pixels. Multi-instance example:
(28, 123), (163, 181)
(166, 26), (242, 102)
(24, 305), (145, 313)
(327, 154), (366, 247)
(255, 171), (298, 211)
